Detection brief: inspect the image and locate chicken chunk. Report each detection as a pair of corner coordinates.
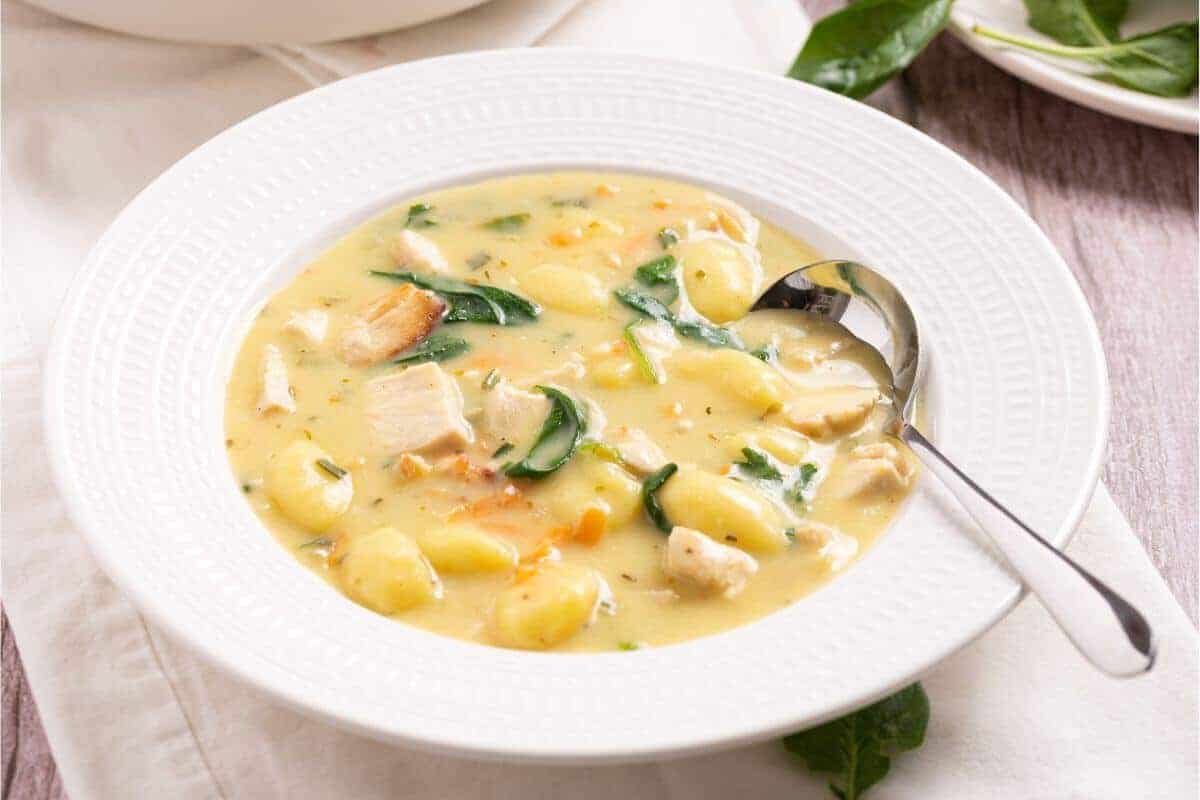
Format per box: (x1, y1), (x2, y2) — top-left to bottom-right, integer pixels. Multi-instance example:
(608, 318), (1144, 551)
(255, 344), (295, 415)
(339, 284), (445, 366)
(365, 362), (473, 454)
(282, 309), (328, 345)
(664, 526), (758, 598)
(389, 229), (449, 274)
(832, 441), (915, 500)
(608, 426), (668, 475)
(482, 382), (551, 448)
(783, 386), (879, 439)
(791, 520), (858, 571)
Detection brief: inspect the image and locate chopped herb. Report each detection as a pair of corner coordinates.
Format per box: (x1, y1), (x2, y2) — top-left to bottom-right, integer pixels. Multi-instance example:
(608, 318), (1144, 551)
(392, 333), (470, 365)
(503, 386), (587, 479)
(550, 196), (589, 208)
(789, 463), (821, 504)
(618, 641), (640, 651)
(483, 213), (531, 232)
(783, 683), (930, 800)
(750, 344), (778, 364)
(657, 227), (680, 249)
(405, 203), (437, 228)
(492, 442), (515, 458)
(623, 321), (661, 384)
(298, 536), (334, 550)
(315, 458), (347, 479)
(784, 527), (797, 544)
(241, 483), (253, 493)
(371, 270), (540, 325)
(642, 463), (679, 533)
(734, 447), (783, 481)
(371, 497), (384, 506)
(482, 368), (501, 390)
(466, 251), (492, 270)
(318, 295), (346, 307)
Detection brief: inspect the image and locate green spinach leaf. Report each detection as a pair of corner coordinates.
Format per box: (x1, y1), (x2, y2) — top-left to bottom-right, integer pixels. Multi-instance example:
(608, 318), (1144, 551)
(370, 270), (540, 325)
(788, 462), (821, 504)
(783, 683), (930, 800)
(788, 0), (953, 99)
(483, 213), (531, 232)
(391, 333), (470, 365)
(641, 463), (679, 533)
(614, 287), (741, 348)
(634, 255), (678, 287)
(977, 5), (1198, 97)
(503, 386), (586, 479)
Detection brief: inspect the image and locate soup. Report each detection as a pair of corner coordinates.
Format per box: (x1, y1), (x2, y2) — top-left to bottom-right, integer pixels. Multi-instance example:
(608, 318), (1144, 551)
(224, 172), (916, 651)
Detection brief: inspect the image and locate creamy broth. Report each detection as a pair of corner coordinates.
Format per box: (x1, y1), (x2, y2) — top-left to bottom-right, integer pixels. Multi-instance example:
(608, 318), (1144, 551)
(225, 172), (916, 651)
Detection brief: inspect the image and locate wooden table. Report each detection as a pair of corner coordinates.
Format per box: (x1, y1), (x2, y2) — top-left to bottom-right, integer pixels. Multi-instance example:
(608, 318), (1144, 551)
(3, 20), (1196, 799)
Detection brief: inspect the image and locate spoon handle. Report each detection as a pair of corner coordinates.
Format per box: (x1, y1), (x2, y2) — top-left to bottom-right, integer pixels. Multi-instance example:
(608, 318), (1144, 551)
(899, 424), (1155, 677)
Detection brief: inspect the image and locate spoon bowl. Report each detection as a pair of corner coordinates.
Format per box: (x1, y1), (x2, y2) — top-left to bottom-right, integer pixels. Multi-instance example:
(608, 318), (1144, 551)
(754, 259), (1156, 678)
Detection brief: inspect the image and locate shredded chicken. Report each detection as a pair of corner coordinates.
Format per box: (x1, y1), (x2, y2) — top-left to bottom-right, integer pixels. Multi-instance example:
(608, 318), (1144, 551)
(390, 229), (449, 273)
(664, 526), (758, 598)
(282, 309), (328, 345)
(833, 441), (915, 499)
(791, 520), (858, 571)
(608, 426), (668, 475)
(255, 344), (295, 414)
(783, 386), (879, 439)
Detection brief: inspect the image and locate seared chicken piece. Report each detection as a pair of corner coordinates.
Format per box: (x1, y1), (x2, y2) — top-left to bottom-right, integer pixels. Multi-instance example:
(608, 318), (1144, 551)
(783, 386), (879, 439)
(390, 229), (449, 274)
(608, 426), (668, 475)
(255, 344), (295, 415)
(282, 309), (329, 345)
(365, 362), (473, 454)
(832, 441), (915, 500)
(791, 520), (858, 571)
(482, 382), (550, 448)
(664, 526), (758, 598)
(339, 285), (445, 366)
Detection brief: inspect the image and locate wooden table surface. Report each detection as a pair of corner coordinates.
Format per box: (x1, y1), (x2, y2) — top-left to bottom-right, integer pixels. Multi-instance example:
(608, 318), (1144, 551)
(3, 12), (1197, 799)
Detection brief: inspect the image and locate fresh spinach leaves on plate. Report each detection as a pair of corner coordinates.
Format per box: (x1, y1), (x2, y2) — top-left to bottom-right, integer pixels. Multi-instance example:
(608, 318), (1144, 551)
(783, 683), (930, 799)
(790, 0), (1196, 100)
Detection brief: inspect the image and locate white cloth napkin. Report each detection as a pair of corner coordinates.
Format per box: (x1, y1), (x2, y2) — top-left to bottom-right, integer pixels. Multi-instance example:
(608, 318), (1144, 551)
(2, 1), (1196, 798)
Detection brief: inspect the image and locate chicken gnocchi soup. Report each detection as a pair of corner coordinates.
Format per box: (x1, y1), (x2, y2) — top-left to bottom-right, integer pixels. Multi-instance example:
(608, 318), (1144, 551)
(225, 172), (916, 652)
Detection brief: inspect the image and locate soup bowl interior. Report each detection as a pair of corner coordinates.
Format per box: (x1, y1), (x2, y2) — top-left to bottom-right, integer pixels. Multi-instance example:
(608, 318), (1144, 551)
(44, 50), (1106, 763)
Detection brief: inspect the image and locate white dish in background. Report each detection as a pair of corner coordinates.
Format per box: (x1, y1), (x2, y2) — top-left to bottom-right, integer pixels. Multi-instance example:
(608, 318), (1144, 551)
(950, 0), (1199, 135)
(43, 49), (1108, 762)
(21, 0), (491, 44)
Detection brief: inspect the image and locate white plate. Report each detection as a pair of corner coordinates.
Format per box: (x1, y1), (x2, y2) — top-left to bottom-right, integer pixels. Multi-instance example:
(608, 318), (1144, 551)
(22, 0), (491, 44)
(43, 50), (1108, 763)
(950, 0), (1199, 135)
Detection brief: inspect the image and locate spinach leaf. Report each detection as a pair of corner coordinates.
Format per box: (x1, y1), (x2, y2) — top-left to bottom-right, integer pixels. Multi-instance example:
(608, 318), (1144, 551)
(623, 321), (662, 384)
(483, 213), (531, 232)
(641, 463), (679, 533)
(634, 255), (678, 287)
(633, 254), (680, 302)
(492, 442), (514, 458)
(405, 203), (437, 228)
(788, 0), (953, 99)
(614, 287), (741, 349)
(298, 536), (334, 550)
(1025, 0), (1128, 45)
(657, 227), (680, 249)
(503, 386), (586, 479)
(783, 683), (930, 800)
(614, 286), (673, 322)
(734, 447), (783, 481)
(550, 196), (589, 208)
(578, 440), (624, 463)
(977, 6), (1198, 97)
(391, 333), (471, 365)
(370, 270), (540, 325)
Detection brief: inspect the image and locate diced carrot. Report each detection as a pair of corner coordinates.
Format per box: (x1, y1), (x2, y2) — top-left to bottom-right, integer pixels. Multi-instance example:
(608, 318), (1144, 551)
(450, 483), (522, 520)
(575, 505), (609, 545)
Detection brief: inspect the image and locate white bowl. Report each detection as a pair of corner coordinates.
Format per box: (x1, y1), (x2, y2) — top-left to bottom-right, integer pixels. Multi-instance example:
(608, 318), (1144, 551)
(23, 0), (491, 44)
(44, 50), (1108, 763)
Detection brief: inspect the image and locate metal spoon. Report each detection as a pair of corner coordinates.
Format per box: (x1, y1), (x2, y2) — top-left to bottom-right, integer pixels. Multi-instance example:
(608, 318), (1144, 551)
(752, 259), (1155, 677)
